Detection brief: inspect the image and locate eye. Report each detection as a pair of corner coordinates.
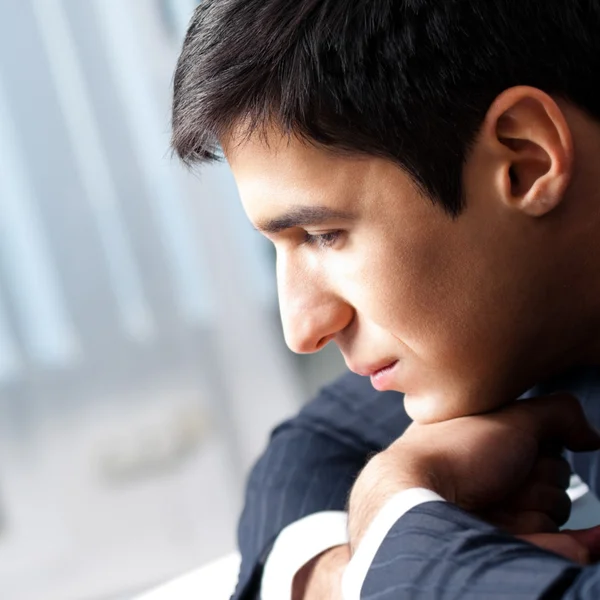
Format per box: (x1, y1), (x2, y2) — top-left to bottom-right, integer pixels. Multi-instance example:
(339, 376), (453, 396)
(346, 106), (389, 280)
(301, 230), (343, 249)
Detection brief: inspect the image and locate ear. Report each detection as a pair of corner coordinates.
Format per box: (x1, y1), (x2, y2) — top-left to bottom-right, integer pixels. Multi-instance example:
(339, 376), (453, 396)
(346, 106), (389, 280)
(480, 87), (574, 217)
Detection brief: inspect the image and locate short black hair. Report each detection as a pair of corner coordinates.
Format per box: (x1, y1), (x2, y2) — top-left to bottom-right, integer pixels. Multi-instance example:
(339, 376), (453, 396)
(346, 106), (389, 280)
(172, 0), (600, 215)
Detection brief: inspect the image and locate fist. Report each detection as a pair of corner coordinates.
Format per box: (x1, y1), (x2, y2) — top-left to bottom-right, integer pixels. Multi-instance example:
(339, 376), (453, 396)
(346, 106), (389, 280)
(348, 394), (600, 547)
(481, 453), (573, 534)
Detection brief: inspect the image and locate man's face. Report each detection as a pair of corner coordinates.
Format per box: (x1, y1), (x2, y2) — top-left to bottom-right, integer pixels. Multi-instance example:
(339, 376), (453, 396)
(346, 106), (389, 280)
(225, 128), (574, 423)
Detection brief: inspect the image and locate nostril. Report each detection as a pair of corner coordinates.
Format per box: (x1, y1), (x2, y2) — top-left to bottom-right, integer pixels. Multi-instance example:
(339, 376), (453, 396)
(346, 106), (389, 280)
(315, 334), (334, 351)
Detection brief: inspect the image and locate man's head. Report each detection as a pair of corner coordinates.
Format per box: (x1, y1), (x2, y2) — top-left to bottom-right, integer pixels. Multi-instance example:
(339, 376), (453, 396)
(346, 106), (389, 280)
(172, 0), (600, 422)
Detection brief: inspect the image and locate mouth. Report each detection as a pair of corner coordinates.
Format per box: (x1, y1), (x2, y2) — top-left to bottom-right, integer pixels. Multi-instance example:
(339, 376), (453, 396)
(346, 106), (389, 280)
(369, 360), (399, 391)
(349, 359), (400, 392)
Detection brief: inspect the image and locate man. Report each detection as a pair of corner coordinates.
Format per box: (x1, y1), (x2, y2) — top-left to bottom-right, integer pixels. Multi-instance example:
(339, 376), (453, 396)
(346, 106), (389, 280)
(172, 0), (600, 597)
(235, 372), (600, 599)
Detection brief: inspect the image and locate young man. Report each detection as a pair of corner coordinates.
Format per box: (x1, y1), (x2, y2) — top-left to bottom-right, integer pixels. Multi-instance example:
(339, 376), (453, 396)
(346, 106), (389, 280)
(172, 1), (600, 597)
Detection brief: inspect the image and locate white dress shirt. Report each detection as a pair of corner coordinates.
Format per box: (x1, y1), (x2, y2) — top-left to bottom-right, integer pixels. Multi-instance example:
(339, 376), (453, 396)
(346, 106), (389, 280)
(261, 489), (444, 600)
(261, 511), (350, 600)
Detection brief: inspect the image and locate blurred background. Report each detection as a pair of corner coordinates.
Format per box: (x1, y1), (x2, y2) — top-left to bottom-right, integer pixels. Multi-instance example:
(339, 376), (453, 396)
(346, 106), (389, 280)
(0, 1), (346, 598)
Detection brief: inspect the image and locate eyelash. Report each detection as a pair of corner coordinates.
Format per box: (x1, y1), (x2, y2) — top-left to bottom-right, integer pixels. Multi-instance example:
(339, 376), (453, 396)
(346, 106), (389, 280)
(302, 230), (343, 249)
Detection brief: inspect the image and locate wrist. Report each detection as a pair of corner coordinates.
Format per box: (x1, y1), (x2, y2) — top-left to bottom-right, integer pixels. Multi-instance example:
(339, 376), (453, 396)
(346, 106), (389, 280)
(348, 452), (443, 550)
(292, 545), (349, 600)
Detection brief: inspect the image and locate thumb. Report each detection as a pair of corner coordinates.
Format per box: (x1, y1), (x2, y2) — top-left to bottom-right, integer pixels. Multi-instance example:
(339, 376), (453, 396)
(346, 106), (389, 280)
(520, 525), (600, 565)
(563, 525), (600, 563)
(519, 532), (590, 564)
(504, 394), (600, 453)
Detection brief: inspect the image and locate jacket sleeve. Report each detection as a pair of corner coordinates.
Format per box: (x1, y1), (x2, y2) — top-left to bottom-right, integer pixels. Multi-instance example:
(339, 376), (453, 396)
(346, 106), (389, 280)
(359, 500), (600, 600)
(231, 371), (409, 599)
(356, 369), (600, 600)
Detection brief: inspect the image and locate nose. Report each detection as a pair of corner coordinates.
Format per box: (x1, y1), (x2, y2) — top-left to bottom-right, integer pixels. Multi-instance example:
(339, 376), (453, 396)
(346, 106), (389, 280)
(278, 261), (353, 354)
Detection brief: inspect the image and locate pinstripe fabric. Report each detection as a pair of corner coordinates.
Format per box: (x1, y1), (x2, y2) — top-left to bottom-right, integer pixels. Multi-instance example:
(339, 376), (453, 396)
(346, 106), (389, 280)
(232, 366), (600, 600)
(361, 502), (582, 600)
(360, 366), (600, 600)
(232, 372), (410, 599)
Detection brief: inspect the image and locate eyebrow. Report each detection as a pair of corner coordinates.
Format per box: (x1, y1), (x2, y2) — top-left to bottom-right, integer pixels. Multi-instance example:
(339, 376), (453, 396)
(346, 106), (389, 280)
(254, 206), (356, 234)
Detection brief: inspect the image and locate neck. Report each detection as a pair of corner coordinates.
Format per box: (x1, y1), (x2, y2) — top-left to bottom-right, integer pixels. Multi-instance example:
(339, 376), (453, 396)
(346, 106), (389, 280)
(562, 190), (600, 366)
(554, 105), (600, 366)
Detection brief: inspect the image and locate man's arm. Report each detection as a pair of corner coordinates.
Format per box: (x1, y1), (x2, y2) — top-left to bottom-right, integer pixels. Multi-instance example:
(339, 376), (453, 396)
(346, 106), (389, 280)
(231, 372), (411, 600)
(343, 394), (600, 599)
(361, 501), (589, 600)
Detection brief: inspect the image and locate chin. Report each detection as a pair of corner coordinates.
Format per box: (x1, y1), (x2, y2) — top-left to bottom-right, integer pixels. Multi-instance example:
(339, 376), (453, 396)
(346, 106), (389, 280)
(403, 394), (450, 424)
(404, 384), (515, 425)
(403, 391), (486, 424)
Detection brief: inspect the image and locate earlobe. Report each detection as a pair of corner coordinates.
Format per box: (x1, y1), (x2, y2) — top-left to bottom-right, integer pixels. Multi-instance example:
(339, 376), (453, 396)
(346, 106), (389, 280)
(487, 87), (574, 217)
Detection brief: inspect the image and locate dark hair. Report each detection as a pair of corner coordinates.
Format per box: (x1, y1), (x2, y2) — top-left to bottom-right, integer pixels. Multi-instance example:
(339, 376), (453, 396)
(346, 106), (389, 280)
(172, 0), (600, 215)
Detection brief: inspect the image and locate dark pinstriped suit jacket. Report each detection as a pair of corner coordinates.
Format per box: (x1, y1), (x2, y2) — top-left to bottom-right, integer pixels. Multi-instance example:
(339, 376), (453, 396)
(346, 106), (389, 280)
(232, 366), (600, 599)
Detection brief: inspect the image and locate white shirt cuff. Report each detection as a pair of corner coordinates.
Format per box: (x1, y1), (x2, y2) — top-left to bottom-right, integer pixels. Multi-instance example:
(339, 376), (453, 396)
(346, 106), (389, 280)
(261, 510), (349, 600)
(342, 487), (445, 600)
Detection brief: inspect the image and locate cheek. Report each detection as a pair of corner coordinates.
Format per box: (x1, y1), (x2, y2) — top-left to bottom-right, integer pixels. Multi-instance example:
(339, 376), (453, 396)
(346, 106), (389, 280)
(348, 236), (460, 347)
(348, 235), (516, 394)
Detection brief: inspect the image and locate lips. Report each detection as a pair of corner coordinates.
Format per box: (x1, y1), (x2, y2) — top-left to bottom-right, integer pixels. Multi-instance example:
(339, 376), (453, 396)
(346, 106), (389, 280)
(350, 359), (399, 378)
(369, 360), (399, 391)
(371, 360), (399, 377)
(345, 357), (400, 392)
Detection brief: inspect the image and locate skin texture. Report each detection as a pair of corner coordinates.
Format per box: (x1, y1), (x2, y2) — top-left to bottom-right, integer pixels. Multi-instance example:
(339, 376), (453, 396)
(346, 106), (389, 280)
(224, 87), (600, 424)
(348, 395), (600, 558)
(347, 395), (599, 543)
(293, 443), (591, 599)
(223, 88), (600, 597)
(292, 545), (349, 600)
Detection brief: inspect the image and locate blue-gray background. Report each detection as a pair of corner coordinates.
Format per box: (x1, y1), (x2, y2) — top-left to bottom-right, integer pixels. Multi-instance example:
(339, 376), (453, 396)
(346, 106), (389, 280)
(0, 1), (345, 598)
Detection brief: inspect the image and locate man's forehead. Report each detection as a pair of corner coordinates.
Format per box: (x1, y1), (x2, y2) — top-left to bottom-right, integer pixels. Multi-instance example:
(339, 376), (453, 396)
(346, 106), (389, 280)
(224, 127), (374, 205)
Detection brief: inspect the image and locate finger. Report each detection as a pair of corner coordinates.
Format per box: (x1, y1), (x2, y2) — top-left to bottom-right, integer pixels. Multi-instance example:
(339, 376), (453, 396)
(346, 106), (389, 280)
(530, 456), (572, 490)
(493, 510), (559, 535)
(506, 483), (571, 526)
(563, 525), (600, 563)
(519, 532), (590, 565)
(501, 394), (600, 453)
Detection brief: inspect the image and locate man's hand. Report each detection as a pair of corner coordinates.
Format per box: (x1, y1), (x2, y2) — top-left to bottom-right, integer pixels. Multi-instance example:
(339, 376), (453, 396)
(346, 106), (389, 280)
(520, 526), (600, 565)
(480, 453), (573, 534)
(292, 544), (350, 600)
(348, 394), (600, 550)
(479, 451), (600, 564)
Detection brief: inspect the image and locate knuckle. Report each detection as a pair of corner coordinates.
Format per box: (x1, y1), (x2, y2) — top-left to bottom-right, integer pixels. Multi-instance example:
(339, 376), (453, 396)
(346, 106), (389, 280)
(535, 456), (572, 489)
(514, 485), (571, 528)
(531, 512), (558, 533)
